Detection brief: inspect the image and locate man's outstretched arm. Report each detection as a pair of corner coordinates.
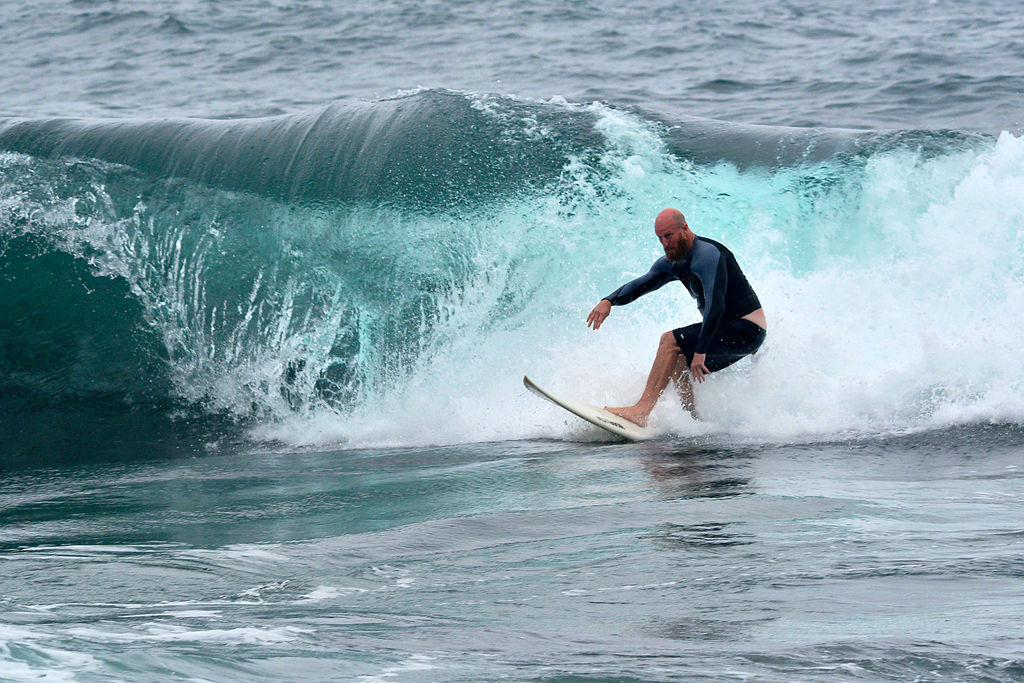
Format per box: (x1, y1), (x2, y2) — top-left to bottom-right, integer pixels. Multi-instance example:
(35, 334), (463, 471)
(588, 259), (673, 330)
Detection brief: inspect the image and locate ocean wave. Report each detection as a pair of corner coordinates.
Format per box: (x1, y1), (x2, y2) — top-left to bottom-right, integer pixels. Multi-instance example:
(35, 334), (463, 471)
(0, 91), (1019, 460)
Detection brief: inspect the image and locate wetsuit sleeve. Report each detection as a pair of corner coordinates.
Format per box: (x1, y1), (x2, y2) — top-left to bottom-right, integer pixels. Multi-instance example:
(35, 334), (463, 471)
(693, 249), (729, 354)
(604, 259), (674, 306)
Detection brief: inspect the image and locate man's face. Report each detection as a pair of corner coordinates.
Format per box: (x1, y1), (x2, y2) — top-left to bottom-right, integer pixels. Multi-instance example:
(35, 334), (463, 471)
(657, 223), (689, 262)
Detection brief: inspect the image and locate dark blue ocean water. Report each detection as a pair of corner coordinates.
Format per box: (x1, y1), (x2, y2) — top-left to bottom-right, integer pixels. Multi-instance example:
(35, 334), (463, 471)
(2, 0), (1024, 680)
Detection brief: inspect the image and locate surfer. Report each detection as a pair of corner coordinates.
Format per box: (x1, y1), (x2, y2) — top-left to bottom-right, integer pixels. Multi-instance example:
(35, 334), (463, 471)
(586, 208), (766, 426)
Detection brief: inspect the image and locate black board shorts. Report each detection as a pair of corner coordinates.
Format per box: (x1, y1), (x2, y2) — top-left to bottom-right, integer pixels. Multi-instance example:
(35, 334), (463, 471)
(672, 318), (766, 373)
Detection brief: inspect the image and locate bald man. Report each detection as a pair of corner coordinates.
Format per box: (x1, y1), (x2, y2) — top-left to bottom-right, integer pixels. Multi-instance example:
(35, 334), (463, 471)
(586, 209), (767, 426)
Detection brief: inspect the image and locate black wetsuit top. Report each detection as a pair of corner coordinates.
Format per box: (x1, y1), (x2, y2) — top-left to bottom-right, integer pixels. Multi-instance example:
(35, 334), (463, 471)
(604, 236), (762, 355)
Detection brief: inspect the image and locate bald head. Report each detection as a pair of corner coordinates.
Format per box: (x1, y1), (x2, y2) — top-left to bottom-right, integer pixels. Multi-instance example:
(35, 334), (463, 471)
(654, 208), (694, 262)
(655, 208), (687, 232)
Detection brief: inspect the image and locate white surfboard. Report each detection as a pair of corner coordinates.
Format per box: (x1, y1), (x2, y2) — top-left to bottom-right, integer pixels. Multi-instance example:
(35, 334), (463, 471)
(523, 375), (654, 442)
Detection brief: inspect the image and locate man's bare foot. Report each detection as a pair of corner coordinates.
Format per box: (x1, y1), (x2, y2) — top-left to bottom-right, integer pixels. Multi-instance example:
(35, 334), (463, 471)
(605, 405), (649, 428)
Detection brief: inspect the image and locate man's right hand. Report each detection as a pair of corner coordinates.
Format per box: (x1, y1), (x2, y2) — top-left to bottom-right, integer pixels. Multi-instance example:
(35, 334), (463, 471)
(586, 299), (612, 330)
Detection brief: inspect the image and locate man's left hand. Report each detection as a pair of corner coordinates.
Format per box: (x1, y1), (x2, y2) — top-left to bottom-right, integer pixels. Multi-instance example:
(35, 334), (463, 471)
(690, 353), (709, 383)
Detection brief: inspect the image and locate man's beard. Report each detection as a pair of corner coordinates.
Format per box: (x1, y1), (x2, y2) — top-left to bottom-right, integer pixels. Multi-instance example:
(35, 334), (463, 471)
(664, 244), (686, 261)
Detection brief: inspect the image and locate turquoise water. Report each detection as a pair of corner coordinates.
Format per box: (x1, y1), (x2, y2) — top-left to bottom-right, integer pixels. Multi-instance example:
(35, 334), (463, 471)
(3, 0), (1024, 680)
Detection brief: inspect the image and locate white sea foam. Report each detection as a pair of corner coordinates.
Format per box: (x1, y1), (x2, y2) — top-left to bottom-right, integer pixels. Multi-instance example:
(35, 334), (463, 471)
(65, 624), (310, 645)
(256, 114), (1024, 449)
(357, 654), (438, 682)
(0, 624), (100, 681)
(294, 586), (342, 603)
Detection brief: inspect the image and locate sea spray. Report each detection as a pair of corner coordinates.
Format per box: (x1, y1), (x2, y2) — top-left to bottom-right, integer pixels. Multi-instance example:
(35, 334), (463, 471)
(252, 111), (1024, 447)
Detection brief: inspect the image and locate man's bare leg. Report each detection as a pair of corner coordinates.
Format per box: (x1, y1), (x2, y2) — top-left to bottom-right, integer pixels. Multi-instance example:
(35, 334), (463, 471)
(606, 331), (681, 427)
(670, 355), (696, 417)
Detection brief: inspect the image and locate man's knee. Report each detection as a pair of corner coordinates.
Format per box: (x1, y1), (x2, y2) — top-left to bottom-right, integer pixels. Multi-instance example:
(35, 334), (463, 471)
(659, 330), (680, 353)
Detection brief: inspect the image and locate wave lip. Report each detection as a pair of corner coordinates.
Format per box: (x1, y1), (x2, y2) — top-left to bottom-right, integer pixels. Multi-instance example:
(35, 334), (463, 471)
(0, 90), (605, 207)
(3, 89), (985, 203)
